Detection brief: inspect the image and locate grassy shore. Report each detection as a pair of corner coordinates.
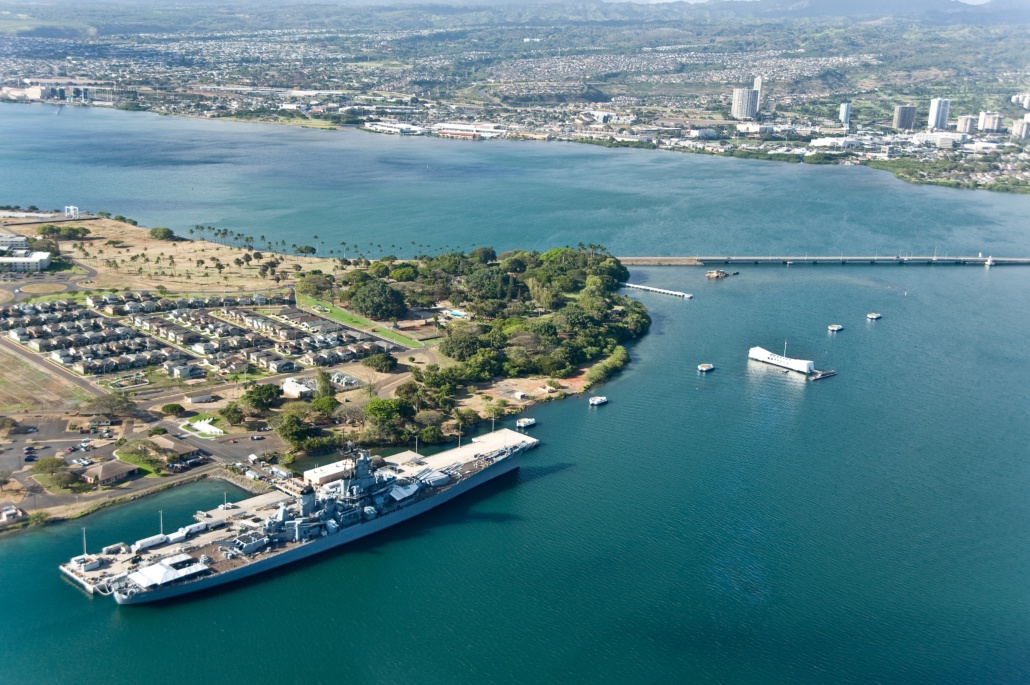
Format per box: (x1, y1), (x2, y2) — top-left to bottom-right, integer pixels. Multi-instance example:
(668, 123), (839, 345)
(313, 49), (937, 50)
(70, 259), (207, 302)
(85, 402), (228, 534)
(296, 294), (424, 348)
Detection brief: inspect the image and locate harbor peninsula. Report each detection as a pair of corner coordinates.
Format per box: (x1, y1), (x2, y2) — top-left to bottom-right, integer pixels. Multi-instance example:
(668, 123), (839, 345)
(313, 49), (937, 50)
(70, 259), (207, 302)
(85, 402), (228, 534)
(0, 210), (649, 528)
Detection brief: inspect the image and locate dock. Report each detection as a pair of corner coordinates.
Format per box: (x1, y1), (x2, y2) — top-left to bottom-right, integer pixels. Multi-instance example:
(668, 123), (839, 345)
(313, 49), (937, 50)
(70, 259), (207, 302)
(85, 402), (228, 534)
(621, 283), (692, 298)
(618, 255), (1028, 267)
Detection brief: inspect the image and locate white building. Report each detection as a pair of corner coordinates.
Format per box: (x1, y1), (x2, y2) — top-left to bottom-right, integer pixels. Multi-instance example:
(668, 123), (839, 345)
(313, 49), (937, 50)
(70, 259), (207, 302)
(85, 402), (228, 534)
(731, 88), (759, 120)
(363, 121), (427, 135)
(928, 98), (950, 131)
(0, 234), (28, 249)
(736, 122), (773, 134)
(978, 111), (1004, 133)
(0, 249), (51, 272)
(1012, 121), (1030, 140)
(810, 137), (862, 149)
(281, 377), (315, 399)
(956, 115), (977, 134)
(839, 102), (852, 127)
(430, 123), (507, 139)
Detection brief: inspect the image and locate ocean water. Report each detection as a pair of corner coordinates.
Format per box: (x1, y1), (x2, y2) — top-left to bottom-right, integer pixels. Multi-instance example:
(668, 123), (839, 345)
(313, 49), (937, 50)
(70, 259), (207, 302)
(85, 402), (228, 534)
(3, 103), (1030, 258)
(2, 104), (1030, 684)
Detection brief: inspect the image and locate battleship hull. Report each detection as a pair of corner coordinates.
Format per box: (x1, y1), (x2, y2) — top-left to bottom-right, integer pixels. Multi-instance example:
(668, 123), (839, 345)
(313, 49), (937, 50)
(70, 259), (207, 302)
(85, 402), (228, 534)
(114, 451), (521, 605)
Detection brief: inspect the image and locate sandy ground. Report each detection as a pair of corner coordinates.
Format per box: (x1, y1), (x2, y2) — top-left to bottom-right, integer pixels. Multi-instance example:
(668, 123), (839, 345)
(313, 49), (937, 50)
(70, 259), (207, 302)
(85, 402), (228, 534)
(0, 345), (93, 411)
(2, 217), (345, 292)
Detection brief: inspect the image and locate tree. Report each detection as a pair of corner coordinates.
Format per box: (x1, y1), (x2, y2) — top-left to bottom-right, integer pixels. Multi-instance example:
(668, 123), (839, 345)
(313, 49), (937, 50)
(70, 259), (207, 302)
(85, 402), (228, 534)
(439, 323), (483, 361)
(52, 471), (80, 489)
(362, 353), (398, 373)
(149, 227), (176, 241)
(28, 512), (52, 526)
(364, 398), (404, 427)
(0, 470), (11, 491)
(242, 384), (283, 412)
(389, 266), (418, 282)
(296, 273), (334, 298)
(32, 457), (67, 476)
(147, 426), (168, 436)
(414, 410), (444, 427)
(454, 408), (481, 428)
(350, 280), (407, 320)
(314, 369), (334, 400)
(219, 402), (245, 426)
(367, 261), (390, 278)
(311, 395), (341, 418)
(274, 414), (309, 448)
(419, 425), (445, 444)
(160, 403), (186, 417)
(85, 394), (137, 417)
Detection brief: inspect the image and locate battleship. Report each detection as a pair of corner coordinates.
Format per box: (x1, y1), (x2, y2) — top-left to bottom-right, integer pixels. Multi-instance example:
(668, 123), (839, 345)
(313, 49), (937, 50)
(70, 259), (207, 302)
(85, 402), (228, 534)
(61, 429), (537, 604)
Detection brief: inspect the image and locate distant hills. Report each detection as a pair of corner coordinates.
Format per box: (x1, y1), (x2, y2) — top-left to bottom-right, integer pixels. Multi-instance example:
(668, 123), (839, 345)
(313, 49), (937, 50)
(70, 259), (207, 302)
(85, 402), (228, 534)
(696, 0), (1030, 21)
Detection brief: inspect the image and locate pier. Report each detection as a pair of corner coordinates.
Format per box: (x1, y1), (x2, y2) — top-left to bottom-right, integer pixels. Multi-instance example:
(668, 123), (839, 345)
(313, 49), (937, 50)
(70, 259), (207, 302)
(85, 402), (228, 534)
(622, 283), (692, 298)
(618, 255), (1030, 267)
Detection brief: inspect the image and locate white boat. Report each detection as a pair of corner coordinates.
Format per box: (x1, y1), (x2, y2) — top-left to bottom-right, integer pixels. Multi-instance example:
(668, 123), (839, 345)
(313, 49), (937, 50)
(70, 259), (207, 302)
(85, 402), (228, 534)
(697, 363), (715, 373)
(588, 396), (608, 406)
(867, 313), (881, 320)
(515, 418), (536, 429)
(828, 324), (844, 332)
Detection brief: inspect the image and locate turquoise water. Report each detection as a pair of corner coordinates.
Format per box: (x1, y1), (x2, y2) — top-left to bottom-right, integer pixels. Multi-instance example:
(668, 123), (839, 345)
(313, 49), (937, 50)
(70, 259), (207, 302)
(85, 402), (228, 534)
(2, 104), (1030, 684)
(3, 103), (1030, 257)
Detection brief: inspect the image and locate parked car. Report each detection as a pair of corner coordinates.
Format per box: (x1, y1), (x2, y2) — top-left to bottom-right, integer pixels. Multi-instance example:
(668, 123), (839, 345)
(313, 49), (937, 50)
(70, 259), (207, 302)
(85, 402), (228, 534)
(258, 426), (273, 432)
(250, 436), (264, 441)
(65, 447), (74, 453)
(25, 427), (37, 433)
(24, 455), (36, 462)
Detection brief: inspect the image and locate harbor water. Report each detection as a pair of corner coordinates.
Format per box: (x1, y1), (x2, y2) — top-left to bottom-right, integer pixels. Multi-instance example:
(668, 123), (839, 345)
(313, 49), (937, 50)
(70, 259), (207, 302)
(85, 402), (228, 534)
(1, 104), (1030, 684)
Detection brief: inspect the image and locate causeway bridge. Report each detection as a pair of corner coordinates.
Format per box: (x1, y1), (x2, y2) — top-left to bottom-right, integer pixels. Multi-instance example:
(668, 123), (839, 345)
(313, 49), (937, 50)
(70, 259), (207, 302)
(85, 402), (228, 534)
(617, 255), (1030, 267)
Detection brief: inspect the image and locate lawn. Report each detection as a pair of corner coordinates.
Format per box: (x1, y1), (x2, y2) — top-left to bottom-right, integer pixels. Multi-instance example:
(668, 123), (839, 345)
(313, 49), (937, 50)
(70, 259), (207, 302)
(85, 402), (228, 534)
(114, 451), (165, 478)
(33, 473), (93, 495)
(297, 294), (423, 348)
(182, 413), (226, 437)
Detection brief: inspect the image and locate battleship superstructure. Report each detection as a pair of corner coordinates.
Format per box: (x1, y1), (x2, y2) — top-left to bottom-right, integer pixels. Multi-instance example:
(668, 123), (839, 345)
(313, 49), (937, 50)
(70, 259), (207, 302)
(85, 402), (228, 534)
(61, 429), (536, 604)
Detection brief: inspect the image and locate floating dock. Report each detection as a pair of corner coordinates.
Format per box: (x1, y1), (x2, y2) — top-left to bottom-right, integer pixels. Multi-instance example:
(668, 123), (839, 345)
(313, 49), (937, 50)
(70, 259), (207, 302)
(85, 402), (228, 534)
(622, 283), (692, 298)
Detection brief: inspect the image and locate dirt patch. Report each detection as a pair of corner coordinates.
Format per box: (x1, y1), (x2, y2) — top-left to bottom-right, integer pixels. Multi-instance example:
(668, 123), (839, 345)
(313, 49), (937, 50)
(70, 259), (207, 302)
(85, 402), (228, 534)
(3, 218), (350, 293)
(19, 283), (66, 294)
(0, 345), (94, 411)
(0, 290), (11, 304)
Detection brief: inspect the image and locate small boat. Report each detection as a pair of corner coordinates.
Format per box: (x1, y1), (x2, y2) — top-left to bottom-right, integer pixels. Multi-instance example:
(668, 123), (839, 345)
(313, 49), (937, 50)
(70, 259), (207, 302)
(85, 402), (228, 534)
(515, 418), (536, 429)
(697, 363), (715, 373)
(867, 313), (881, 320)
(588, 396), (608, 406)
(828, 324), (844, 332)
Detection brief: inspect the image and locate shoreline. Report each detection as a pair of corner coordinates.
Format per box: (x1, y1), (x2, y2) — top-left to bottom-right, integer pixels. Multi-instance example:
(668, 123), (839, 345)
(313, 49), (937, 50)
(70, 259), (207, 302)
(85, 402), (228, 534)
(0, 466), (268, 537)
(5, 100), (1026, 196)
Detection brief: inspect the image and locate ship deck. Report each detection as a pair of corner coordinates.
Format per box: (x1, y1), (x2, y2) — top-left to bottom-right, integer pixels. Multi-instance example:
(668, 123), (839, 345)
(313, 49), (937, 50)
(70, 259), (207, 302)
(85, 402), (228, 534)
(61, 490), (292, 591)
(385, 428), (538, 479)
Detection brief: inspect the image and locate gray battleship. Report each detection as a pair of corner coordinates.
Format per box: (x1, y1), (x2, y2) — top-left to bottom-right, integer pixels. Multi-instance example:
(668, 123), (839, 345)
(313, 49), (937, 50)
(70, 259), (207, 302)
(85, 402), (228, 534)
(61, 429), (536, 604)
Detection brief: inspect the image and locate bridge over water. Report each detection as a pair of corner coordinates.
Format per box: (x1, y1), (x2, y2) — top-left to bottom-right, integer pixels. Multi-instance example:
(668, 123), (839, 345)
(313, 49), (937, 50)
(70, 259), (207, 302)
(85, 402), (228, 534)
(617, 255), (1030, 267)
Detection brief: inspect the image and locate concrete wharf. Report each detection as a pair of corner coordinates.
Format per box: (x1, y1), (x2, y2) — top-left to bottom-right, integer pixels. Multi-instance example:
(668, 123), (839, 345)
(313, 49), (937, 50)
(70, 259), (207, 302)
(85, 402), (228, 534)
(617, 255), (1030, 267)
